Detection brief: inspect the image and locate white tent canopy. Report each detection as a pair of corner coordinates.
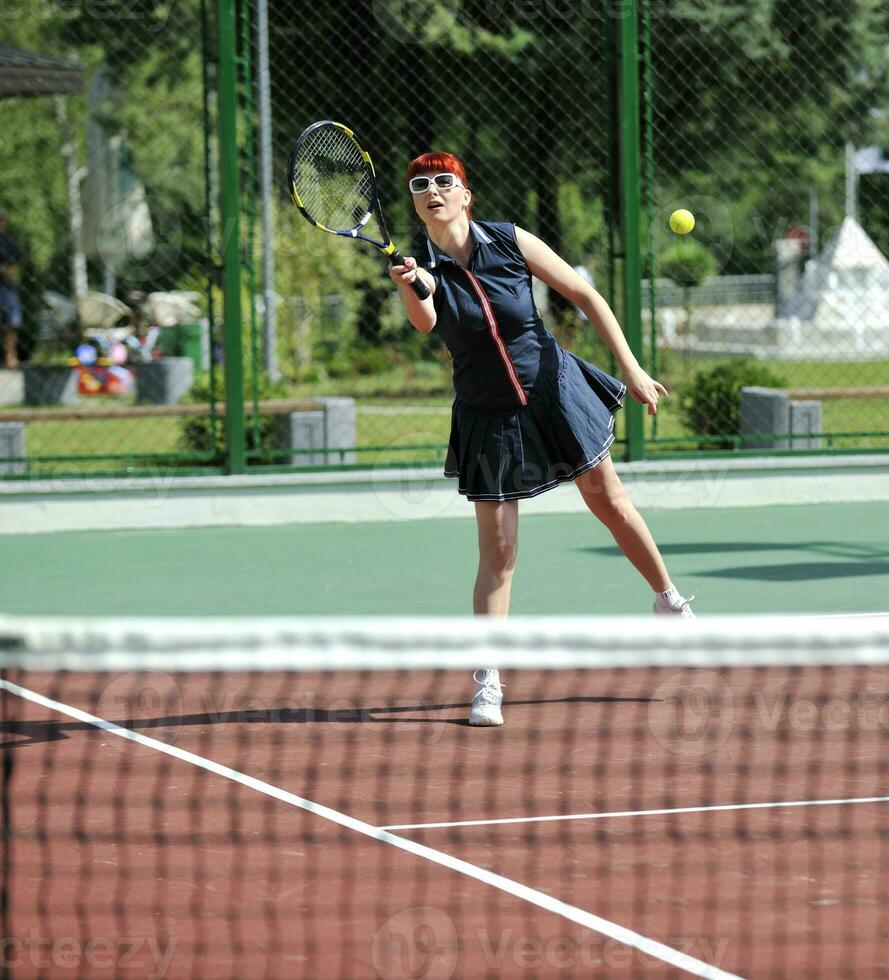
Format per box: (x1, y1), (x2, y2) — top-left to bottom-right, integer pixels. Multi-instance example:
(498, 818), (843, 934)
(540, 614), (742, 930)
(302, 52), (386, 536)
(777, 216), (889, 352)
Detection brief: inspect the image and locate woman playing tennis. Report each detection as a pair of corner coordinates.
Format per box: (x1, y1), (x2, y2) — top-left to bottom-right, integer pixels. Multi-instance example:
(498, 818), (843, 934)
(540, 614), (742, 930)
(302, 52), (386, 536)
(389, 152), (694, 727)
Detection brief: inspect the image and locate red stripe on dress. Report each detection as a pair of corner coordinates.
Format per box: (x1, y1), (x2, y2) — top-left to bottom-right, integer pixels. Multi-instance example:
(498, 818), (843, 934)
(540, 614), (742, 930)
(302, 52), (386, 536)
(462, 269), (528, 407)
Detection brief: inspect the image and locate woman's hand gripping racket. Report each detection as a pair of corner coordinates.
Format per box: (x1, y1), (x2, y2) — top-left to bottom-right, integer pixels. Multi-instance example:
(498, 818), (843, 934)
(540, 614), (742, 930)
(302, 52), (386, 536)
(288, 120), (430, 300)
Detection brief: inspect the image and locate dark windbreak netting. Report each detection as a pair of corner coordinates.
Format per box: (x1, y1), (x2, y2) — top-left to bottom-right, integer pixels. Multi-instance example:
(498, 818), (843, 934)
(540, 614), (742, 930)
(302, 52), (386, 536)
(1, 614), (889, 978)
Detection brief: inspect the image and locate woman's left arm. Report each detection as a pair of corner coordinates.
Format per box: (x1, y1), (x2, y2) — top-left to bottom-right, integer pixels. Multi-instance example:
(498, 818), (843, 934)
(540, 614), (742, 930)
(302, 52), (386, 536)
(515, 226), (667, 416)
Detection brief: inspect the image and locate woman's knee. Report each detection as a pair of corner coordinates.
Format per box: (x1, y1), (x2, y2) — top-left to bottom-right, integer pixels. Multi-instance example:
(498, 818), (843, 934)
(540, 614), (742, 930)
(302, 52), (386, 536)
(580, 474), (633, 526)
(479, 537), (518, 576)
(598, 491), (633, 527)
(475, 501), (518, 576)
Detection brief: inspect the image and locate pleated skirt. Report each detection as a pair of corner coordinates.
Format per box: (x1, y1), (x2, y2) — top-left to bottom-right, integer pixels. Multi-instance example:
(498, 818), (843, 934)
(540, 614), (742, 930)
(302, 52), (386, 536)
(444, 349), (626, 502)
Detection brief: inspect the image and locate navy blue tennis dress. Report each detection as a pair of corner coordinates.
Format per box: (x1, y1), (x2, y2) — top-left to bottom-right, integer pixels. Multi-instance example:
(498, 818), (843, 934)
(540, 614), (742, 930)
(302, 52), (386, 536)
(423, 220), (625, 502)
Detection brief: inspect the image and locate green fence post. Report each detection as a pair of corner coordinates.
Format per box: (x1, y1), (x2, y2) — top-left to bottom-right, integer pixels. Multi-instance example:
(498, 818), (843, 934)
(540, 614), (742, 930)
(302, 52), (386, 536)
(617, 0), (645, 461)
(216, 0), (246, 474)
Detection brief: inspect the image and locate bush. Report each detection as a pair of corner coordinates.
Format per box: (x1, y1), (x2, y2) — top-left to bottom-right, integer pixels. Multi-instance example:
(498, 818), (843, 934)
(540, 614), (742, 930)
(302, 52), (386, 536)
(328, 343), (393, 379)
(679, 359), (787, 448)
(659, 240), (717, 288)
(273, 208), (379, 382)
(178, 370), (293, 464)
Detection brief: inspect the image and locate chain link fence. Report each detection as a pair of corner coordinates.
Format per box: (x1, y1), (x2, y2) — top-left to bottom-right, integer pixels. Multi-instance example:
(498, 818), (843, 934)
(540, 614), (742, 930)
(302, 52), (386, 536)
(641, 0), (889, 452)
(0, 0), (224, 478)
(1, 0), (887, 480)
(241, 0), (618, 470)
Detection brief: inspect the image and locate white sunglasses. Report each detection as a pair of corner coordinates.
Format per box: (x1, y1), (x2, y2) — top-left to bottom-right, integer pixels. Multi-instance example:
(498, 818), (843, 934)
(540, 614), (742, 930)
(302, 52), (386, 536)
(408, 173), (464, 194)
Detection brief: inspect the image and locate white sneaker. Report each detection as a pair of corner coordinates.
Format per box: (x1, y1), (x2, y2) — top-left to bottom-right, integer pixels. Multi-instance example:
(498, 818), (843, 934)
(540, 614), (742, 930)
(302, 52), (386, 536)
(469, 669), (504, 726)
(653, 594), (696, 618)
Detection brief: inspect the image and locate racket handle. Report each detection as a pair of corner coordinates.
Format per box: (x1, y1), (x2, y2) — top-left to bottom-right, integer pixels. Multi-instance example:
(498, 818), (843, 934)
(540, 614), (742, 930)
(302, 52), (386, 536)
(389, 250), (431, 300)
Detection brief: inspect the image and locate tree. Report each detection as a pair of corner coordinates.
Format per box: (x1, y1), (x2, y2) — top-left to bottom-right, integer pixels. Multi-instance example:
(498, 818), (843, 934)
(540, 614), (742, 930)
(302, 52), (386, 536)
(659, 239), (717, 376)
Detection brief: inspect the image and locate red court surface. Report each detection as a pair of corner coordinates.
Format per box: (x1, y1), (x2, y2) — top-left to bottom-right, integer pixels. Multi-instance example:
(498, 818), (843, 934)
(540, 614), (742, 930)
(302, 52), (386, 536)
(3, 665), (888, 978)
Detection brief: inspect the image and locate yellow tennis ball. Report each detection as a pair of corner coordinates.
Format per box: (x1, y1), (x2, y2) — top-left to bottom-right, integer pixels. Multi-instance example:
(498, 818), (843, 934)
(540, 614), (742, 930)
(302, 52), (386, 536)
(669, 209), (696, 235)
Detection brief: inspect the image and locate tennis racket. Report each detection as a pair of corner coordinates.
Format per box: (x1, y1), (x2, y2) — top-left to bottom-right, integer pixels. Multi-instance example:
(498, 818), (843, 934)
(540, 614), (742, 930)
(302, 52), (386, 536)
(288, 120), (430, 300)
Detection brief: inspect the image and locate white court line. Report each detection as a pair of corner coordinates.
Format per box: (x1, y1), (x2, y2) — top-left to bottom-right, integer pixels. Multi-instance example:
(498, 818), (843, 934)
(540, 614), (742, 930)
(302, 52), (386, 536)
(0, 677), (740, 980)
(380, 795), (889, 831)
(819, 612), (889, 619)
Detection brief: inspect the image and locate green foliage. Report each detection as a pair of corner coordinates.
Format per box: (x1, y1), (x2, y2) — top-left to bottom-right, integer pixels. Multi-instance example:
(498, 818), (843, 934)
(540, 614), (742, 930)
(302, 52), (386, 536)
(272, 207), (382, 383)
(60, 1), (202, 79)
(549, 308), (613, 369)
(26, 348), (78, 368)
(679, 359), (787, 447)
(648, 0), (889, 274)
(178, 371), (293, 464)
(557, 181), (606, 266)
(5, 0), (889, 410)
(659, 241), (718, 288)
(108, 45), (209, 293)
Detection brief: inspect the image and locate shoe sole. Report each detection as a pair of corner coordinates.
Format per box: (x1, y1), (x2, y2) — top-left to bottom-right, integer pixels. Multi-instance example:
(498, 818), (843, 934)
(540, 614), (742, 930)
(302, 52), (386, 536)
(469, 710), (504, 727)
(652, 604), (696, 618)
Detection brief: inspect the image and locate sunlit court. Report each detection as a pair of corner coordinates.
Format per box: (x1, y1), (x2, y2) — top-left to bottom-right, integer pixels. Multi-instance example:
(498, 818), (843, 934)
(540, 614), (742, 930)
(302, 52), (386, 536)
(2, 1), (889, 978)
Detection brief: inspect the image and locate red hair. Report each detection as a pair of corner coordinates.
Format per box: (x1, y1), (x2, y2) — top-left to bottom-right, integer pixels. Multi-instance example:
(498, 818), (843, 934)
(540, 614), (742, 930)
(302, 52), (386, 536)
(406, 152), (472, 217)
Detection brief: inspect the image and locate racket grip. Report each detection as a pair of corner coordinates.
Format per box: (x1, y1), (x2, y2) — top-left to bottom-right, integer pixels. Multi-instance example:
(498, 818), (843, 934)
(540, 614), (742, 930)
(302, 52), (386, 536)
(389, 250), (431, 300)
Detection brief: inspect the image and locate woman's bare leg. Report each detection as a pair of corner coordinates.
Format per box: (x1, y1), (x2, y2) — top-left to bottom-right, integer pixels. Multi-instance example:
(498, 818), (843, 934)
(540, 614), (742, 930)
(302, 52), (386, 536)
(468, 499), (516, 724)
(472, 499), (519, 616)
(576, 455), (672, 592)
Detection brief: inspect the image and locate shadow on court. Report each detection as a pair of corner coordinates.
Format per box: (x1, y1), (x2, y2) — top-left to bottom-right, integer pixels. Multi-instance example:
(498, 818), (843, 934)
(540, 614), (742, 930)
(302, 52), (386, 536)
(697, 561), (889, 582)
(0, 694), (659, 746)
(580, 540), (889, 559)
(578, 539), (889, 584)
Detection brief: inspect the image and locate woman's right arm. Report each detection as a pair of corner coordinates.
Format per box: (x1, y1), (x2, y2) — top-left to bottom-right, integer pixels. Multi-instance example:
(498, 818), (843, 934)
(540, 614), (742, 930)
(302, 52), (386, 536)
(388, 257), (437, 334)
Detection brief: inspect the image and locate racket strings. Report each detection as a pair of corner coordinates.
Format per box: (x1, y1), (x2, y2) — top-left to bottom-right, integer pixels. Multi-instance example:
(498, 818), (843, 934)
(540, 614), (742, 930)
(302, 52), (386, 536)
(292, 127), (374, 232)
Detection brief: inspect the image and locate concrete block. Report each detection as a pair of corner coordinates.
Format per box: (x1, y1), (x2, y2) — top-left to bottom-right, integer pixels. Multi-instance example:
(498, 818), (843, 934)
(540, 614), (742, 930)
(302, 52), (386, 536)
(0, 369), (24, 406)
(23, 366), (79, 406)
(315, 396), (356, 464)
(136, 357), (195, 405)
(0, 422), (25, 476)
(790, 399), (823, 450)
(276, 410), (326, 466)
(740, 386), (790, 450)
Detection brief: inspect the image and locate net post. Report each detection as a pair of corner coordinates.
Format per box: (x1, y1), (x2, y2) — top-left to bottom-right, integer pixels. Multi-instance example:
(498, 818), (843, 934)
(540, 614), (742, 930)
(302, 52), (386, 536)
(617, 0), (646, 462)
(216, 0), (247, 475)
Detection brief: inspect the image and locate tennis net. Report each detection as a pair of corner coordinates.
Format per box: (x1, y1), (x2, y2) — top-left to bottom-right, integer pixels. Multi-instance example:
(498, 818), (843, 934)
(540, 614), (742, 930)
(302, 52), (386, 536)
(1, 614), (888, 979)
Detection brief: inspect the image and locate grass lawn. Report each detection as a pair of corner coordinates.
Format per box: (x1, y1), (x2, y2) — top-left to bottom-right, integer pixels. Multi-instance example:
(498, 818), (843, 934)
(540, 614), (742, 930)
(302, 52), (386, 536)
(10, 354), (889, 475)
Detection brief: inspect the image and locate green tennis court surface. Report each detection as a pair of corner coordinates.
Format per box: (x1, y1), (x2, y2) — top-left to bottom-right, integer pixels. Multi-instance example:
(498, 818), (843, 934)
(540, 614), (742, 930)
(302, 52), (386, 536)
(2, 500), (886, 617)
